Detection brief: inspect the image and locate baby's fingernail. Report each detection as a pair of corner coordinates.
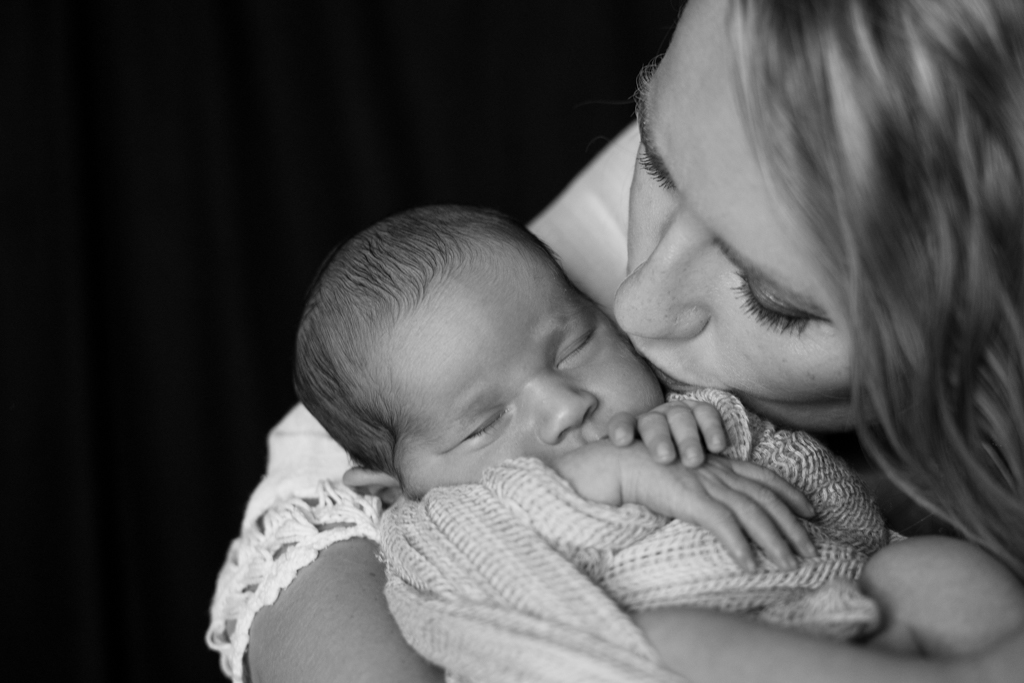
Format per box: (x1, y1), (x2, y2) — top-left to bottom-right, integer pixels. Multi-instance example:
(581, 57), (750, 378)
(657, 444), (673, 461)
(801, 543), (817, 558)
(614, 429), (628, 443)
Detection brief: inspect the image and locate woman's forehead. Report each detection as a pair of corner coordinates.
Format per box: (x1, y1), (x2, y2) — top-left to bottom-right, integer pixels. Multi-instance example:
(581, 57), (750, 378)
(648, 0), (842, 321)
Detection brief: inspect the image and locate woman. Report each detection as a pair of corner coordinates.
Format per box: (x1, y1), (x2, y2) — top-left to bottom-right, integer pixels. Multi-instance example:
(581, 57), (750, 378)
(209, 0), (1024, 680)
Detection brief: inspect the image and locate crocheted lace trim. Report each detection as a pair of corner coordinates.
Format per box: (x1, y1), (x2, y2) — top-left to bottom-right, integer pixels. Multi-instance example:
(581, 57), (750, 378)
(205, 480), (382, 682)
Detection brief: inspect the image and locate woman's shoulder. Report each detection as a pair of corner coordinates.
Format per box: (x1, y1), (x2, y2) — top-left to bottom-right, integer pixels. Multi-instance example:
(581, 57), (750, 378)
(247, 536), (443, 683)
(206, 478), (382, 683)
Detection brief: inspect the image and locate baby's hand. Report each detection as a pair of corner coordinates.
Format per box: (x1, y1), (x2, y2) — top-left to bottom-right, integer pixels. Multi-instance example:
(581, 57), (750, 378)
(607, 399), (728, 468)
(554, 441), (816, 572)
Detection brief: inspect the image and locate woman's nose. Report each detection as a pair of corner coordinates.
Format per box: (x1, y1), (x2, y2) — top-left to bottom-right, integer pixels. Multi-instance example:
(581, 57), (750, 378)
(526, 375), (598, 446)
(614, 214), (711, 341)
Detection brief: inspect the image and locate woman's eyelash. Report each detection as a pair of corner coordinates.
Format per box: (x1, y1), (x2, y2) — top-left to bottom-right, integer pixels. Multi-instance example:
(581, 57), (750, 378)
(733, 276), (811, 335)
(638, 150), (674, 190)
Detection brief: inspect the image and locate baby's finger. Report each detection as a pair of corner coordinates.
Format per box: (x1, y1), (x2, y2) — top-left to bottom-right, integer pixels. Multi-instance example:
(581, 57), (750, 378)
(700, 477), (800, 570)
(607, 412), (638, 447)
(650, 483), (756, 572)
(679, 498), (756, 573)
(690, 401), (728, 454)
(724, 459), (816, 519)
(663, 405), (705, 467)
(636, 412), (678, 463)
(617, 455), (756, 571)
(713, 470), (816, 560)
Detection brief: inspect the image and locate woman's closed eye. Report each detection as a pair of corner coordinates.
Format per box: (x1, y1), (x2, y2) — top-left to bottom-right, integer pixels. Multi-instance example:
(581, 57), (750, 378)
(733, 275), (814, 335)
(638, 148), (675, 191)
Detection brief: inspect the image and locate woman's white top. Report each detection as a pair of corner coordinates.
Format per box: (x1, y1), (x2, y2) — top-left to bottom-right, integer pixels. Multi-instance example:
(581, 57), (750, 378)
(205, 123), (639, 682)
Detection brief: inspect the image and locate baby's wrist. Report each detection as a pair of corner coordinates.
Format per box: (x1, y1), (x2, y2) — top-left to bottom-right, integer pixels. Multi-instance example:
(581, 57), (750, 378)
(552, 442), (627, 506)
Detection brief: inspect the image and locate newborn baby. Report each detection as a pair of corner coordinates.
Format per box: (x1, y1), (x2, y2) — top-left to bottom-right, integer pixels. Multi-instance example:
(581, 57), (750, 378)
(294, 205), (1001, 682)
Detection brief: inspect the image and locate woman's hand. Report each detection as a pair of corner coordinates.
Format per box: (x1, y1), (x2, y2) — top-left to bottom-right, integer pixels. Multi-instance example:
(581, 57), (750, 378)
(554, 441), (816, 572)
(631, 606), (991, 683)
(607, 399), (728, 467)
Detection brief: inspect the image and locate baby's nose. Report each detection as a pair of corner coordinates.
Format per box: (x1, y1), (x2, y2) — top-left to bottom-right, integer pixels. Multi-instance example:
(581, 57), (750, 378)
(529, 376), (598, 446)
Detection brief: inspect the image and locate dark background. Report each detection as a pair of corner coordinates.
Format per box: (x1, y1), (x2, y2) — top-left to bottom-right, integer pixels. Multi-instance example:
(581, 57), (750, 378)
(2, 2), (681, 681)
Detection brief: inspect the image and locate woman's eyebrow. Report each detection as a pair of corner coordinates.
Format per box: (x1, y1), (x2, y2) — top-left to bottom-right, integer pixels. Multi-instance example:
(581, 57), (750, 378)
(634, 61), (681, 193)
(635, 78), (671, 171)
(633, 58), (660, 132)
(714, 237), (827, 316)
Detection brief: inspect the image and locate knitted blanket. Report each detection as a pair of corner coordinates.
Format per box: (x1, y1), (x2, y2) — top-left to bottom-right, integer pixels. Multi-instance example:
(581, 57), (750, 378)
(380, 389), (892, 683)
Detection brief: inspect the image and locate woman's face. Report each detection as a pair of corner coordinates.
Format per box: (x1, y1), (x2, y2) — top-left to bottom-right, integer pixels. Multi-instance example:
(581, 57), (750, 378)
(614, 0), (853, 432)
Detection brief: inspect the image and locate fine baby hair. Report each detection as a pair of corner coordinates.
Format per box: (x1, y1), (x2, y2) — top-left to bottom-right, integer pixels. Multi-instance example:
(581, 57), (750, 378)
(294, 205), (569, 480)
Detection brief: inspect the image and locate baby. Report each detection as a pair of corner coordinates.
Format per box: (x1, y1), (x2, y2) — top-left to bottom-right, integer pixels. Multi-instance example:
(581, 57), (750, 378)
(295, 204), (813, 566)
(294, 206), (1024, 681)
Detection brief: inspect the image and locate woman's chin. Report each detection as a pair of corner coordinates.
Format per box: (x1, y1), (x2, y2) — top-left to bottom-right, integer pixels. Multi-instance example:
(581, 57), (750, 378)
(653, 369), (854, 432)
(739, 394), (856, 434)
(651, 366), (707, 395)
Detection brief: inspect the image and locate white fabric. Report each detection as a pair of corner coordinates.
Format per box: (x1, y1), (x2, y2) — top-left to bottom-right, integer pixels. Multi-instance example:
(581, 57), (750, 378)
(206, 123), (640, 682)
(206, 479), (381, 682)
(241, 402), (355, 530)
(529, 121), (638, 310)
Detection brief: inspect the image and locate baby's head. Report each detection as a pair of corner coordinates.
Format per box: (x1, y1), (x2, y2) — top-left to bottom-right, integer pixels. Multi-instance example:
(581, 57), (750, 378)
(295, 205), (663, 498)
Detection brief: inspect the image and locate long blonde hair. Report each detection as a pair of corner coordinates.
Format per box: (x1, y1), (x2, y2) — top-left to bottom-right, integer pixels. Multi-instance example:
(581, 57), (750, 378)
(730, 0), (1024, 578)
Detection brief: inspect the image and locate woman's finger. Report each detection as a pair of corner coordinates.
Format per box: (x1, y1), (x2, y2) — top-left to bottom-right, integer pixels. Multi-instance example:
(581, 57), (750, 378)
(637, 412), (679, 463)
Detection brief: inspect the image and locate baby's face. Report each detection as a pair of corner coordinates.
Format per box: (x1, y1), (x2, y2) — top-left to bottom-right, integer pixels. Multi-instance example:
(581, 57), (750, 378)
(382, 253), (664, 498)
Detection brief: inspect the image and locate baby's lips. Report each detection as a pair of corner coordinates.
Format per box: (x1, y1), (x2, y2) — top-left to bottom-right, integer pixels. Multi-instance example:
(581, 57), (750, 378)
(581, 420), (608, 444)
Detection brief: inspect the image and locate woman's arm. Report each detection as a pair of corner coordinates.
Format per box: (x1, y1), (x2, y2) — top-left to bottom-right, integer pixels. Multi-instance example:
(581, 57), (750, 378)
(247, 538), (443, 683)
(632, 535), (1024, 683)
(634, 607), (1024, 683)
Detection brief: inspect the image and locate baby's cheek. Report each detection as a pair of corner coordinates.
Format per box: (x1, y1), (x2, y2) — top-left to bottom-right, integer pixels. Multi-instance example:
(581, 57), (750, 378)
(615, 355), (664, 413)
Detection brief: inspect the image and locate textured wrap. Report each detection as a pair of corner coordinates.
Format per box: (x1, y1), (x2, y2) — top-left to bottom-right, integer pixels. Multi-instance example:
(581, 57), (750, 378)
(381, 389), (893, 683)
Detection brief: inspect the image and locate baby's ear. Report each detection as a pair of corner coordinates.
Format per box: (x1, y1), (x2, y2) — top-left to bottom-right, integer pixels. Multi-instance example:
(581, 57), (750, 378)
(342, 467), (402, 506)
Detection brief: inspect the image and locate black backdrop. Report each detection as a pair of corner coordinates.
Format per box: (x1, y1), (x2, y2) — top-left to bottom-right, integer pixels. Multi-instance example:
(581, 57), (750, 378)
(3, 2), (682, 681)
